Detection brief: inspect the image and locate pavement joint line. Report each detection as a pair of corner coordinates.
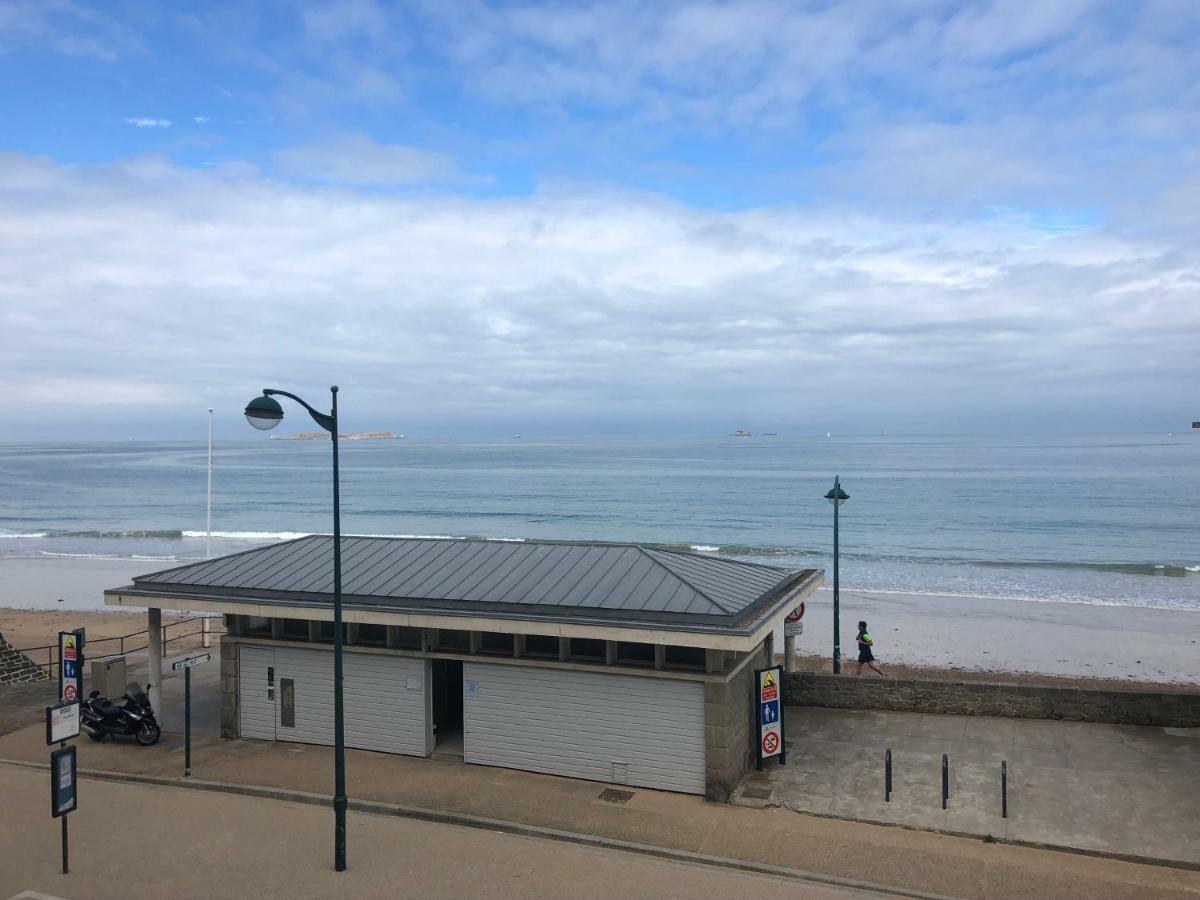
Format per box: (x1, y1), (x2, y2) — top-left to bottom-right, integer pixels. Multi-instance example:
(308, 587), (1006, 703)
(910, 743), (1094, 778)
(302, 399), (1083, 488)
(0, 757), (949, 900)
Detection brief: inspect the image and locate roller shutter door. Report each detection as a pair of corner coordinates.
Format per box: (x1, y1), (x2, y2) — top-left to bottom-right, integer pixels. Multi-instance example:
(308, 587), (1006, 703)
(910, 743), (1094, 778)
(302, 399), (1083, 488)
(463, 663), (706, 795)
(237, 644), (433, 756)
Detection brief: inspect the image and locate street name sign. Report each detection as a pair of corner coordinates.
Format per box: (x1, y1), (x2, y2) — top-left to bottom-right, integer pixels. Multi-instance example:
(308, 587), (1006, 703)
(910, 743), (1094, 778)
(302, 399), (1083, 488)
(171, 653), (211, 671)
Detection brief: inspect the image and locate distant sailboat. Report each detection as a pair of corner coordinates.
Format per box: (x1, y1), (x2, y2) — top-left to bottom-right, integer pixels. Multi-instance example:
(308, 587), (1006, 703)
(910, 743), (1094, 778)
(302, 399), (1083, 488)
(826, 432), (831, 438)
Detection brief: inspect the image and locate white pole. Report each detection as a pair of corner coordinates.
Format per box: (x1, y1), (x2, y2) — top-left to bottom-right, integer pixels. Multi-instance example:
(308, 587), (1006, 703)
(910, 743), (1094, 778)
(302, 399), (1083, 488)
(204, 408), (214, 649)
(206, 408), (213, 560)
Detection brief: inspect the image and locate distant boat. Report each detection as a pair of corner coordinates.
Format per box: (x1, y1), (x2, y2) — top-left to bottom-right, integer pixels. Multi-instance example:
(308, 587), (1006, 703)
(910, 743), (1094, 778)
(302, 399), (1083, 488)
(730, 430), (752, 437)
(761, 432), (778, 436)
(826, 432), (831, 438)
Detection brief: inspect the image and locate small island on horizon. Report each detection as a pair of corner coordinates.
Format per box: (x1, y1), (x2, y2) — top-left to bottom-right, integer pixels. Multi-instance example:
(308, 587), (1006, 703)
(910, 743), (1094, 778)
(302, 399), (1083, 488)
(269, 431), (405, 441)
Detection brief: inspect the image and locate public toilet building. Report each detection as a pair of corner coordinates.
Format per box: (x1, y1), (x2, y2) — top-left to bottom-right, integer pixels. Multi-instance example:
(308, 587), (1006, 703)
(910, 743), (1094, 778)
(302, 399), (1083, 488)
(105, 535), (821, 800)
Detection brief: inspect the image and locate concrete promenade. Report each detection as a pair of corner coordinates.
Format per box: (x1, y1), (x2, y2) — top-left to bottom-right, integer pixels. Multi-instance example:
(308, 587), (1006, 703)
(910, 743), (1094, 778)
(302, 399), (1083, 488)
(731, 706), (1200, 865)
(1, 658), (1197, 899)
(0, 766), (886, 900)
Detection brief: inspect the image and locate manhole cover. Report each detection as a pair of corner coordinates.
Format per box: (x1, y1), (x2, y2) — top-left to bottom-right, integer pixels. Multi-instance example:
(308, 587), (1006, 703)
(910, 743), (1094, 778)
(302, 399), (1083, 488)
(741, 786), (773, 801)
(599, 788), (635, 804)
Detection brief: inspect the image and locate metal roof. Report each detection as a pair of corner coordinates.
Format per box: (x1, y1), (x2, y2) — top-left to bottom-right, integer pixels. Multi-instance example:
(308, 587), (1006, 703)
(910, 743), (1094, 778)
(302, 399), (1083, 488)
(122, 536), (812, 626)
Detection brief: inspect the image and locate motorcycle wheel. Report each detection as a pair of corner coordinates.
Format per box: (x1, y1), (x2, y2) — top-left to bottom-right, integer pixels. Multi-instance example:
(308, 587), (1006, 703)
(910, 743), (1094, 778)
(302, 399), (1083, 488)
(135, 722), (161, 746)
(86, 729), (105, 741)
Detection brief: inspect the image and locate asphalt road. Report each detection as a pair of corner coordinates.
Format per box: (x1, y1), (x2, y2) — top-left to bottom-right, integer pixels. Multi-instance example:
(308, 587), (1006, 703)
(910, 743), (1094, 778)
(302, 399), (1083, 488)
(0, 766), (904, 900)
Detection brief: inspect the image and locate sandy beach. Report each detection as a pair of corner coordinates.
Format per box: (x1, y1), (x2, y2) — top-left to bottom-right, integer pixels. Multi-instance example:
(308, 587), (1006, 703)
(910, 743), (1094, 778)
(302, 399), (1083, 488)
(2, 557), (1197, 688)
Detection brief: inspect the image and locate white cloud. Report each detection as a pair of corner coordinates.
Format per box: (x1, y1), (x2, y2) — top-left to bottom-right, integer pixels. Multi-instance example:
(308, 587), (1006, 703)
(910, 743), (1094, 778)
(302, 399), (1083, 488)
(124, 117), (171, 128)
(275, 133), (461, 186)
(0, 153), (1195, 436)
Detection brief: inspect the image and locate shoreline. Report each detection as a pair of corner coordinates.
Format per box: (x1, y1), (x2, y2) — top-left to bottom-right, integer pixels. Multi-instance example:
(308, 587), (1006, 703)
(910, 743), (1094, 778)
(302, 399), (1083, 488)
(2, 556), (1197, 687)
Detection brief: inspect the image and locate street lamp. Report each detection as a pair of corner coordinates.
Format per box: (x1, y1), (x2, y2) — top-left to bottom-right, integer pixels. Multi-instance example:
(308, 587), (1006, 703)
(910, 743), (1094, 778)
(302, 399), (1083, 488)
(244, 386), (347, 872)
(824, 476), (849, 675)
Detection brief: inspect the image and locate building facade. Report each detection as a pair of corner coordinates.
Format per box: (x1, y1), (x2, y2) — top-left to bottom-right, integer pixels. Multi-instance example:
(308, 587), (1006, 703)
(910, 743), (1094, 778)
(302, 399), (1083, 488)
(105, 536), (821, 800)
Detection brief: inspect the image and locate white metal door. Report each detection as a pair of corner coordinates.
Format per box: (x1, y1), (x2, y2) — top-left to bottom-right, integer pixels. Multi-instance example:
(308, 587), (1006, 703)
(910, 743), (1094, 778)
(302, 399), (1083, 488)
(462, 663), (706, 795)
(237, 644), (433, 756)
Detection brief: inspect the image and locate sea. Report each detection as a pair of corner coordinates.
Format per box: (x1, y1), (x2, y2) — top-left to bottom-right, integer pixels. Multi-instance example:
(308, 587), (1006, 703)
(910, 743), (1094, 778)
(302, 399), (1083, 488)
(1, 434), (1198, 612)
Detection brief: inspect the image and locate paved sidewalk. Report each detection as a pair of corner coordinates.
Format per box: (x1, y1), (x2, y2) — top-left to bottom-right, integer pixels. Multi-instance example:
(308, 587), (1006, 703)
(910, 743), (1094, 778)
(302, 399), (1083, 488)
(0, 766), (884, 900)
(3, 664), (1198, 899)
(730, 707), (1200, 865)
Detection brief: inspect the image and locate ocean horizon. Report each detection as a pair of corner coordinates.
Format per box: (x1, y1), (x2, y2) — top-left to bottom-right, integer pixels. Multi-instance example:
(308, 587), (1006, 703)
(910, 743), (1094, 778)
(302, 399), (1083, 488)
(1, 433), (1198, 612)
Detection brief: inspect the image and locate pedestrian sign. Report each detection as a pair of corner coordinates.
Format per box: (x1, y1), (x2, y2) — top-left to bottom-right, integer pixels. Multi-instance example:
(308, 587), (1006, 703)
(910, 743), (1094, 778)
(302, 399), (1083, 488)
(754, 664), (786, 769)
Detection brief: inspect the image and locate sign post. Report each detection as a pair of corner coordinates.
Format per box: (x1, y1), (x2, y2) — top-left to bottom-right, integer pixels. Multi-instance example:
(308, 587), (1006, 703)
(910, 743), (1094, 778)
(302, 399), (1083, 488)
(171, 653), (211, 777)
(49, 628), (83, 876)
(783, 602), (805, 673)
(755, 665), (786, 770)
(50, 745), (77, 873)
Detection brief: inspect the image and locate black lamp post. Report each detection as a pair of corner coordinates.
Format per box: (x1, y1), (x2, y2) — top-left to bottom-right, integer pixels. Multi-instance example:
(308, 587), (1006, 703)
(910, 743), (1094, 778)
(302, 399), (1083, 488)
(824, 475), (849, 674)
(244, 387), (347, 872)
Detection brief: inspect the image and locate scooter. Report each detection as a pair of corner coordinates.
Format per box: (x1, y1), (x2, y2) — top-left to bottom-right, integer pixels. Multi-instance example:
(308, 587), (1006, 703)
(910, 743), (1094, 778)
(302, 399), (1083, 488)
(81, 682), (161, 746)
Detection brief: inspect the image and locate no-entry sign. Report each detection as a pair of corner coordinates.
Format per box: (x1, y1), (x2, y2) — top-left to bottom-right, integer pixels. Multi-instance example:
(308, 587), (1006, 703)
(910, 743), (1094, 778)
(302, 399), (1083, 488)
(754, 665), (786, 769)
(784, 602), (805, 637)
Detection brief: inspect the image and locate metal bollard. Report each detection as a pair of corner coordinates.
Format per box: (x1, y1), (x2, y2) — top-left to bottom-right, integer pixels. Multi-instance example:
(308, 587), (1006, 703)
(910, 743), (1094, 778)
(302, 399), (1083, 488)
(941, 754), (949, 810)
(1001, 760), (1008, 818)
(885, 748), (892, 802)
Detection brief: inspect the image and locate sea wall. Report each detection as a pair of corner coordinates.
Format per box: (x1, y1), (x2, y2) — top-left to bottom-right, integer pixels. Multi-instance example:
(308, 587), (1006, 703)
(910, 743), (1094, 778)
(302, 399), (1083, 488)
(782, 672), (1200, 728)
(0, 630), (48, 685)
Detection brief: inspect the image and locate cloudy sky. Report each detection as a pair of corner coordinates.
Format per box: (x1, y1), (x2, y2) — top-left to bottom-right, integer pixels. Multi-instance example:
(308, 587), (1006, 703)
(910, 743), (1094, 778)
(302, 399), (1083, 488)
(1, 0), (1197, 438)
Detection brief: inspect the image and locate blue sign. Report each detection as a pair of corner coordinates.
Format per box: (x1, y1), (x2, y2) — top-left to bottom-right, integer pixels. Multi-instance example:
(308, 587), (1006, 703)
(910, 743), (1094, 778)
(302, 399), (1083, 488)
(63, 660), (77, 680)
(761, 699), (780, 726)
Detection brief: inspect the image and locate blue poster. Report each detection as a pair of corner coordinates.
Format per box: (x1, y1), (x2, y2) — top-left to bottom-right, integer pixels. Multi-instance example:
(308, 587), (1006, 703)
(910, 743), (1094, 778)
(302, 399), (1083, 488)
(760, 699), (780, 726)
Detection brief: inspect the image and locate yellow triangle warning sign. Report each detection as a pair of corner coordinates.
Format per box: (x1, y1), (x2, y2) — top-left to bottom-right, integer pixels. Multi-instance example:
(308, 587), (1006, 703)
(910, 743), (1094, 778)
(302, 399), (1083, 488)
(64, 636), (75, 650)
(762, 671), (776, 688)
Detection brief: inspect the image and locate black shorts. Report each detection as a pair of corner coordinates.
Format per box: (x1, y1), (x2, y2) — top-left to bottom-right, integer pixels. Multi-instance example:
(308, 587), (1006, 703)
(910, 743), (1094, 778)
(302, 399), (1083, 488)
(858, 649), (875, 663)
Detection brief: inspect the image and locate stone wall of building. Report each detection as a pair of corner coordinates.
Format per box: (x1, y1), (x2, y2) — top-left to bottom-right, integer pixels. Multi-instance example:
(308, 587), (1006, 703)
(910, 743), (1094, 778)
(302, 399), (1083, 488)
(0, 630), (47, 686)
(704, 641), (768, 802)
(782, 672), (1200, 728)
(219, 638), (239, 739)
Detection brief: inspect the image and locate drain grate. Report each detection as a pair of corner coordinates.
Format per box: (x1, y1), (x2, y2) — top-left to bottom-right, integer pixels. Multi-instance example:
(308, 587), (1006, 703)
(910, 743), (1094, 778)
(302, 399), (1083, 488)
(599, 788), (635, 804)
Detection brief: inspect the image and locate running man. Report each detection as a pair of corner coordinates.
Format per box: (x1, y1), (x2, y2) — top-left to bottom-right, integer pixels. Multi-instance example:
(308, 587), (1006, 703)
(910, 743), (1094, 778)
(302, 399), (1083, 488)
(856, 620), (885, 676)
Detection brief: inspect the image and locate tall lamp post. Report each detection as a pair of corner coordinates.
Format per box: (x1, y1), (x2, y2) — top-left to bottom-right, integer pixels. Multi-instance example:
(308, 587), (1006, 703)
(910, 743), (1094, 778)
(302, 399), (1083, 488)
(244, 386), (347, 873)
(824, 476), (849, 674)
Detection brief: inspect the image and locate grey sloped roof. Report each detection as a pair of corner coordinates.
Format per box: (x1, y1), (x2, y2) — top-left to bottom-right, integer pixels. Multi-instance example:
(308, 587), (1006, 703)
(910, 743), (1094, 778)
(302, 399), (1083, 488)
(126, 535), (808, 624)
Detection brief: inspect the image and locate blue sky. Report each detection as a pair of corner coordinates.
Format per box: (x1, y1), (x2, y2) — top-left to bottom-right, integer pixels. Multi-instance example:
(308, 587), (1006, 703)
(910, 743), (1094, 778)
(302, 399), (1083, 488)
(1, 1), (1198, 438)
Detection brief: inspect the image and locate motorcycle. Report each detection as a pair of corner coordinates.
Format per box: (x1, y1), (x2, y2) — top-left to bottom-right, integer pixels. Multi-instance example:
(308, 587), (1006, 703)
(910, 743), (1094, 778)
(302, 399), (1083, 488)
(81, 682), (161, 746)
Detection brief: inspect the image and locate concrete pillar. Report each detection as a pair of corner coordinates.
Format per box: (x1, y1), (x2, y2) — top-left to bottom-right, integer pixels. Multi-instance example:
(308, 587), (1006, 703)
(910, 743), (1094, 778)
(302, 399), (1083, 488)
(202, 616), (211, 649)
(784, 634), (796, 673)
(469, 631), (482, 654)
(558, 637), (570, 662)
(654, 645), (665, 670)
(605, 641), (618, 665)
(147, 607), (162, 715)
(513, 634), (525, 659)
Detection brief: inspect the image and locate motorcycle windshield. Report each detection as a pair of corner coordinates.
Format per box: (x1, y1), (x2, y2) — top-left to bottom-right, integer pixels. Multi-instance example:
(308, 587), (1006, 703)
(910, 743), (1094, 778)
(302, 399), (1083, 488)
(125, 683), (151, 707)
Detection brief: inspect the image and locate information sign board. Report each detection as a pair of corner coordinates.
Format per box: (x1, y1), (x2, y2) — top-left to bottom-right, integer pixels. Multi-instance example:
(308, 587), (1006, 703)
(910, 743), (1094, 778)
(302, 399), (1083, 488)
(783, 603), (806, 637)
(46, 700), (80, 745)
(754, 665), (786, 768)
(58, 631), (84, 703)
(50, 745), (77, 817)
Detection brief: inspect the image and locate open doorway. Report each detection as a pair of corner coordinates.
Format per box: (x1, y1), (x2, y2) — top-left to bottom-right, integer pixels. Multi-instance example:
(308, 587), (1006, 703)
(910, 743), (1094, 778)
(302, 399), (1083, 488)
(431, 659), (463, 759)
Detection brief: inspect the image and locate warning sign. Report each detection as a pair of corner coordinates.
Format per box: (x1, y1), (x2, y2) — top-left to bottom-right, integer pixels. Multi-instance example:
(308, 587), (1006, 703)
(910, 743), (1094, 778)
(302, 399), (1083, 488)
(784, 603), (806, 637)
(58, 631), (84, 704)
(755, 665), (785, 766)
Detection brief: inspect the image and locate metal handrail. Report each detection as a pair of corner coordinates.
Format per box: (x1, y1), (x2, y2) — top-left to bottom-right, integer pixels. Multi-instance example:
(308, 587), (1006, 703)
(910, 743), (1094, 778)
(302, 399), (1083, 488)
(14, 616), (223, 675)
